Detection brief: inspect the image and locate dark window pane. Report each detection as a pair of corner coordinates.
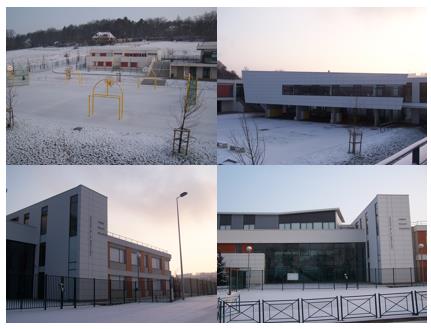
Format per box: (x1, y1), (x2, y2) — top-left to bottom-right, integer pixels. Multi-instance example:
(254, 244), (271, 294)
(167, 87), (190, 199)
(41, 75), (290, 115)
(244, 215), (255, 225)
(40, 206), (48, 235)
(24, 213), (30, 225)
(69, 195), (78, 237)
(420, 82), (427, 103)
(220, 215), (232, 226)
(39, 243), (46, 267)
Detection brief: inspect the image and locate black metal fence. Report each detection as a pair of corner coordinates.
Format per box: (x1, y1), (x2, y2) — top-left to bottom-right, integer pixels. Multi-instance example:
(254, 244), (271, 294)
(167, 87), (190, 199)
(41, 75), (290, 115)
(218, 290), (427, 323)
(224, 267), (426, 291)
(172, 277), (217, 300)
(7, 273), (216, 310)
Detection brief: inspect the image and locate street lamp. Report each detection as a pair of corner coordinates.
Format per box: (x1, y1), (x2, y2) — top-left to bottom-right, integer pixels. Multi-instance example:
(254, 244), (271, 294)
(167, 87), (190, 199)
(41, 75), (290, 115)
(418, 243), (425, 283)
(246, 245), (252, 290)
(176, 191), (188, 300)
(137, 253), (141, 300)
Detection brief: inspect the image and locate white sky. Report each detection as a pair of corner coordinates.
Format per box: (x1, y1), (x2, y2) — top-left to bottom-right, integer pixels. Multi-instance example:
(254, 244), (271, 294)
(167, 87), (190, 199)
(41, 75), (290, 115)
(218, 7), (427, 76)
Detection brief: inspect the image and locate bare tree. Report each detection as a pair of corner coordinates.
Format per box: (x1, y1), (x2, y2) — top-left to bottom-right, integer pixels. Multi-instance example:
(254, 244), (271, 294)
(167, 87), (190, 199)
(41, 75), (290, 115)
(6, 87), (17, 128)
(229, 115), (265, 165)
(171, 84), (204, 154)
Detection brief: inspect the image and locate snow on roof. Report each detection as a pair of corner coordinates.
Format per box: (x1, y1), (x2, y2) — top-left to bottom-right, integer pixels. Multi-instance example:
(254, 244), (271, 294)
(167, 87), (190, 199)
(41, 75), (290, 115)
(92, 32), (116, 39)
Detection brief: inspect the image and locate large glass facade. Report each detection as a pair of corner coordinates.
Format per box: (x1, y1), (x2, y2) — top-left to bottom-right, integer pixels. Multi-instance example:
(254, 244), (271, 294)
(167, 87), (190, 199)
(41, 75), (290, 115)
(252, 243), (366, 282)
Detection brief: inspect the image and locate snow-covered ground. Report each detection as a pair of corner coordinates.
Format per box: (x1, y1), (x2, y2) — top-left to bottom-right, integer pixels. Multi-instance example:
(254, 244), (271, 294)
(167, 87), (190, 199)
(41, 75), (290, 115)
(7, 71), (216, 165)
(217, 113), (426, 165)
(218, 284), (427, 300)
(7, 295), (217, 323)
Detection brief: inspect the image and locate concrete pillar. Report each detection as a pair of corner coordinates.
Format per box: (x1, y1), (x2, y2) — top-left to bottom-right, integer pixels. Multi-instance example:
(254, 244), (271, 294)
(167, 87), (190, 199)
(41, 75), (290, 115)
(373, 109), (380, 126)
(295, 106), (306, 121)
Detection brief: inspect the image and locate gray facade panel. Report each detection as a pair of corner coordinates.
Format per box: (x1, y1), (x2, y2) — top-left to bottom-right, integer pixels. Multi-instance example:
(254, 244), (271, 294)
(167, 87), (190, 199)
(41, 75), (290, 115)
(255, 215), (278, 229)
(231, 215), (243, 230)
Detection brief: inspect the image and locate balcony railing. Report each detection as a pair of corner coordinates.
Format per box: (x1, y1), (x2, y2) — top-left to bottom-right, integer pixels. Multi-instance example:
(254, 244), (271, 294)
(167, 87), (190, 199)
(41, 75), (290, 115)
(107, 231), (169, 254)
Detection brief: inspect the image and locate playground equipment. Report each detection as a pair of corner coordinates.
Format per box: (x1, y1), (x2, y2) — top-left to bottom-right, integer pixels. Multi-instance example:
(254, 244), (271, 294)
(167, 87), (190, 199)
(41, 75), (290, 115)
(6, 64), (30, 87)
(65, 66), (84, 85)
(88, 78), (124, 120)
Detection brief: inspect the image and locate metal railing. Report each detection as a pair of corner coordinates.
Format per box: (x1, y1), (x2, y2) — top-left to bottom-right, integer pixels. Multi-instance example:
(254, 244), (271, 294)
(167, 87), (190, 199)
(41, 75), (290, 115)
(218, 290), (427, 323)
(107, 231), (169, 253)
(378, 137), (427, 165)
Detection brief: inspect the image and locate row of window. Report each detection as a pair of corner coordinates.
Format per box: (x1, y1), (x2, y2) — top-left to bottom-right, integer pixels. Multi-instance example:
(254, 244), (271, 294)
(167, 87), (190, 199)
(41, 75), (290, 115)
(93, 61), (139, 68)
(9, 212), (30, 225)
(109, 246), (169, 270)
(90, 53), (150, 57)
(281, 84), (405, 98)
(110, 276), (163, 290)
(219, 222), (337, 230)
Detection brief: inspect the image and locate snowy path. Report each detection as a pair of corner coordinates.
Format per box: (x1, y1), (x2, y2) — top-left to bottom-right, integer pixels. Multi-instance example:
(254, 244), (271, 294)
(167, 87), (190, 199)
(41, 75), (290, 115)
(217, 113), (426, 165)
(7, 296), (217, 323)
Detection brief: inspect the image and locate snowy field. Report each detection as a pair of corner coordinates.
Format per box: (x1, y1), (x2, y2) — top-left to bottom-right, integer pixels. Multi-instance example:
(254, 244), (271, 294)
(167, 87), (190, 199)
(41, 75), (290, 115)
(217, 113), (426, 165)
(218, 284), (427, 300)
(7, 71), (216, 165)
(7, 295), (217, 323)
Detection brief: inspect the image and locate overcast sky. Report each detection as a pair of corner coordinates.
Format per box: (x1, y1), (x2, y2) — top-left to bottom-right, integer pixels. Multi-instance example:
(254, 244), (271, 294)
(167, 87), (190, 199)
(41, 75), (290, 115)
(218, 166), (426, 224)
(6, 166), (216, 275)
(7, 7), (215, 34)
(218, 7), (427, 76)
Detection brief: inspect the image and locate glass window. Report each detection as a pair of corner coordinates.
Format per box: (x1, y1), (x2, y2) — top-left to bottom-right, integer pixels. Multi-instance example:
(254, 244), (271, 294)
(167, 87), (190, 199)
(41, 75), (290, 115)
(244, 224), (255, 230)
(404, 83), (412, 102)
(328, 222), (335, 230)
(144, 255), (148, 268)
(323, 222), (329, 230)
(153, 279), (161, 291)
(39, 242), (46, 267)
(420, 82), (427, 103)
(24, 213), (30, 225)
(219, 225), (231, 230)
(306, 223), (313, 230)
(220, 215), (232, 230)
(40, 206), (48, 235)
(279, 223), (291, 230)
(69, 195), (78, 237)
(131, 252), (139, 265)
(10, 217), (19, 222)
(291, 223), (300, 230)
(313, 222), (322, 230)
(300, 223), (307, 230)
(110, 247), (125, 263)
(164, 260), (169, 271)
(110, 275), (123, 289)
(152, 257), (161, 269)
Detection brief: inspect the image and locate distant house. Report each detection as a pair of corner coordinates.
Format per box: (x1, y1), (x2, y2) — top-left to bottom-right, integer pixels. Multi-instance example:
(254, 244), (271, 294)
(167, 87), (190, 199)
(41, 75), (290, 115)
(92, 32), (116, 45)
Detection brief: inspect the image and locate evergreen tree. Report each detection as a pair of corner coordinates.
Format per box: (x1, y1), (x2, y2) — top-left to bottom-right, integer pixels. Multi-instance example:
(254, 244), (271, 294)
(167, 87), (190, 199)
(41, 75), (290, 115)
(217, 252), (227, 286)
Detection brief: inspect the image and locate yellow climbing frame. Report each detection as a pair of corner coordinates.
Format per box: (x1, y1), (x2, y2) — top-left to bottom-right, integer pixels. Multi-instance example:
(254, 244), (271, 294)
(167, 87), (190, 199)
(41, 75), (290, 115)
(88, 78), (124, 120)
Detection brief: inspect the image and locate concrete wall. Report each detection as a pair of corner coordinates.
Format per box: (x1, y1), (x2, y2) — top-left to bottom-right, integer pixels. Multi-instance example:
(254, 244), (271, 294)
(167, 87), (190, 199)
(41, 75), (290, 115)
(77, 186), (108, 280)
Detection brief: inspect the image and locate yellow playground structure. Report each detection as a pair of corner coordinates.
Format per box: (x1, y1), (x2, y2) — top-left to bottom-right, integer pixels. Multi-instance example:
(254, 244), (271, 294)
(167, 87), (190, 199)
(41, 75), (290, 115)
(88, 78), (124, 120)
(65, 67), (84, 85)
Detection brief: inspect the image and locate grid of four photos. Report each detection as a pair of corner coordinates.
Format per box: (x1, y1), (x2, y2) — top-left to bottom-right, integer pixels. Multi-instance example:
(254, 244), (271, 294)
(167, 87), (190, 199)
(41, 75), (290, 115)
(4, 3), (428, 324)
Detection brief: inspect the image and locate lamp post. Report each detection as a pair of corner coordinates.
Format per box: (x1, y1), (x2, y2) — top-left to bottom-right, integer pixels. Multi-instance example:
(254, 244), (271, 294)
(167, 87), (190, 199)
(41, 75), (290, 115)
(176, 192), (188, 300)
(418, 243), (424, 283)
(137, 253), (141, 300)
(246, 245), (252, 290)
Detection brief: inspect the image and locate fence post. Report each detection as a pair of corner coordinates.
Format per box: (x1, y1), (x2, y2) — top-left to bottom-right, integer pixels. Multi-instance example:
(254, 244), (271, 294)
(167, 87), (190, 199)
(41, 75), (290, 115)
(93, 278), (96, 307)
(109, 278), (112, 305)
(374, 293), (378, 318)
(339, 296), (342, 321)
(412, 146), (420, 164)
(261, 270), (263, 290)
(123, 279), (126, 304)
(190, 278), (193, 297)
(151, 279), (154, 302)
(375, 268), (377, 289)
(44, 274), (47, 310)
(258, 300), (261, 323)
(73, 277), (77, 308)
(300, 299), (304, 323)
(377, 293), (381, 318)
(134, 281), (137, 303)
(392, 268), (395, 286)
(60, 276), (64, 309)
